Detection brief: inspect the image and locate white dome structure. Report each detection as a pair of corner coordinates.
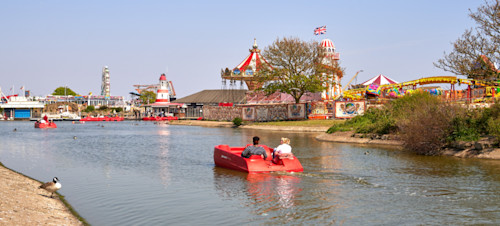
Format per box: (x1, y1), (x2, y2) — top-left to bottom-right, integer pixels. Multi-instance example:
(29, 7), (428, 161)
(321, 39), (335, 51)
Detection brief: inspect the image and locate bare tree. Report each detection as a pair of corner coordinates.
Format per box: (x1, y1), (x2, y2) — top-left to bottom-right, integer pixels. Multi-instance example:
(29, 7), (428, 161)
(258, 37), (343, 103)
(434, 0), (500, 80)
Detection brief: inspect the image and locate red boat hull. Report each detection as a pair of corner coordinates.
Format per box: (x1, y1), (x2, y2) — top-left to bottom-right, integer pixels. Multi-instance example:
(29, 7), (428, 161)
(213, 145), (303, 173)
(80, 116), (124, 121)
(34, 122), (57, 129)
(142, 116), (178, 121)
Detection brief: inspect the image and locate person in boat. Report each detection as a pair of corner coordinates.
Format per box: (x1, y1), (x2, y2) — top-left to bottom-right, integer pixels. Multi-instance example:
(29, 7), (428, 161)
(241, 136), (267, 160)
(273, 137), (292, 160)
(42, 114), (48, 123)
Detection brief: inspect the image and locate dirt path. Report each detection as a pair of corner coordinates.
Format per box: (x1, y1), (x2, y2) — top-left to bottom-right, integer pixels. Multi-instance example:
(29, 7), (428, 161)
(0, 163), (83, 225)
(169, 120), (234, 127)
(315, 131), (403, 146)
(170, 120), (330, 132)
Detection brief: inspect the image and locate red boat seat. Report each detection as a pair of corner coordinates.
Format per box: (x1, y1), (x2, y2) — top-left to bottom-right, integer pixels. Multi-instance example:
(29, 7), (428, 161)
(249, 155), (262, 159)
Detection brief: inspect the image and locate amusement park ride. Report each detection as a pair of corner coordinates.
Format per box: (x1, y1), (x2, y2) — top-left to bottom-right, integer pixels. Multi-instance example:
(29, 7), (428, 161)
(221, 38), (271, 91)
(133, 80), (176, 99)
(221, 38), (344, 101)
(343, 70), (363, 93)
(343, 75), (500, 102)
(341, 54), (500, 102)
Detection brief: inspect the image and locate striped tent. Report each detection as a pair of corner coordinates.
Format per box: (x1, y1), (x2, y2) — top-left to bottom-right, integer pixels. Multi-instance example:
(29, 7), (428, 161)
(234, 39), (270, 72)
(361, 74), (398, 86)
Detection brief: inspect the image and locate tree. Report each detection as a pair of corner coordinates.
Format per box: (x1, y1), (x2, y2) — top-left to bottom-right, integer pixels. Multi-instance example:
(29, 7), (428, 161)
(434, 0), (500, 80)
(139, 90), (156, 104)
(258, 37), (343, 103)
(52, 86), (78, 96)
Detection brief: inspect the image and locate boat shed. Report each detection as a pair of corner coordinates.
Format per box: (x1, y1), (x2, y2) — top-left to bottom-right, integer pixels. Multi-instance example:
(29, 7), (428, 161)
(172, 89), (247, 118)
(0, 96), (44, 120)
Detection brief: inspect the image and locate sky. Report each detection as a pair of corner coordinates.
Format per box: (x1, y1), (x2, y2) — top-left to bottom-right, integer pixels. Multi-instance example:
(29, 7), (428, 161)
(0, 0), (485, 99)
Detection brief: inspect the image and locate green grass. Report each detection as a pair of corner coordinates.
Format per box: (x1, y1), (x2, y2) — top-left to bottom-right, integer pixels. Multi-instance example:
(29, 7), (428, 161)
(250, 119), (345, 127)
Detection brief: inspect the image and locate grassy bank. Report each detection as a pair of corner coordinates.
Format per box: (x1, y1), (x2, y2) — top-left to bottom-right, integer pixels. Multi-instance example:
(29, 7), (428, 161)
(327, 92), (500, 155)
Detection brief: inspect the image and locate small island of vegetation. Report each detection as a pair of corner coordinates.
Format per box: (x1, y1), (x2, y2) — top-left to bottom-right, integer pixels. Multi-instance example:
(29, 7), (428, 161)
(327, 92), (500, 156)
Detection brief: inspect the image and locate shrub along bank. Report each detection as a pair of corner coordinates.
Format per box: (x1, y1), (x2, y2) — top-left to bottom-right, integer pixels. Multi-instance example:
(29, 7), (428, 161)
(327, 92), (500, 155)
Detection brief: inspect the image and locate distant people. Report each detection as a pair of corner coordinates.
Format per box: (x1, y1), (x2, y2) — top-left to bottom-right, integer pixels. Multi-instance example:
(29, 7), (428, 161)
(273, 137), (292, 160)
(241, 136), (267, 160)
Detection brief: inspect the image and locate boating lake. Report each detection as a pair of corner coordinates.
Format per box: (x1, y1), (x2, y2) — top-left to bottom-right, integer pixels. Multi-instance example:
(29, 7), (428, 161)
(0, 121), (499, 225)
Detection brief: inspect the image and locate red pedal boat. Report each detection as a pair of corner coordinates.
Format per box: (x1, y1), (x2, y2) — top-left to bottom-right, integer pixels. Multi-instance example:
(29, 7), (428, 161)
(214, 144), (303, 173)
(80, 116), (124, 121)
(142, 116), (178, 121)
(34, 121), (57, 129)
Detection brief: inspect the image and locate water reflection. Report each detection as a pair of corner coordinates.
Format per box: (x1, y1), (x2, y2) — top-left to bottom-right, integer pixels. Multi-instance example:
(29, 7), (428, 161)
(156, 125), (171, 187)
(246, 173), (301, 209)
(213, 166), (302, 222)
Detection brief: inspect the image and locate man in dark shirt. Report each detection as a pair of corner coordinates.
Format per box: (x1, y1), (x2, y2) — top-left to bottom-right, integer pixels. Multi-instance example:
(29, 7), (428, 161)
(241, 136), (267, 160)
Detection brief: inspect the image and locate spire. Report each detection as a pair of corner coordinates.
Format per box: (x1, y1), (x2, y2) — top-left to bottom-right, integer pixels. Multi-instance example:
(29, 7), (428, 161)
(252, 38), (258, 49)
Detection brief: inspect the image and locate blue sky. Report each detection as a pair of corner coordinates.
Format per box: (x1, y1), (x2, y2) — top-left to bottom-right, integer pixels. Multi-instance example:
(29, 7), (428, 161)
(0, 0), (483, 99)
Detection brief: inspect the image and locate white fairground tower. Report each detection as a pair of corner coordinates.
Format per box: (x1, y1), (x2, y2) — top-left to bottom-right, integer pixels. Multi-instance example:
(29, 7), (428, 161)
(101, 66), (110, 97)
(156, 73), (170, 103)
(320, 39), (342, 100)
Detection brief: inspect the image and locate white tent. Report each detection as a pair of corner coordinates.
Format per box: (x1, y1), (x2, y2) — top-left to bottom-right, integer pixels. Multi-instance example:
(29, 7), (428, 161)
(361, 74), (398, 86)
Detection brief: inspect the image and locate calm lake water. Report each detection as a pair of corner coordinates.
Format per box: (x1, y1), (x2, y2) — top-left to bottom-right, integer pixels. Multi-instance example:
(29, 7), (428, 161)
(0, 121), (499, 225)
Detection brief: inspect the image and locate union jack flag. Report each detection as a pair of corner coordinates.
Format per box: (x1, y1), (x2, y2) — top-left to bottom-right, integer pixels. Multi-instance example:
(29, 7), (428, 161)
(314, 26), (326, 35)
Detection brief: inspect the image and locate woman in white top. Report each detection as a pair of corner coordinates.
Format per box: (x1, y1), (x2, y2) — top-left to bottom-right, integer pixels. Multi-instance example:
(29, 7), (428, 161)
(273, 137), (292, 159)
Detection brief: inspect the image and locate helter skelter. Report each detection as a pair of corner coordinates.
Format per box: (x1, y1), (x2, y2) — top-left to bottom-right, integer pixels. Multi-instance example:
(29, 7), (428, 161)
(319, 38), (343, 100)
(221, 39), (271, 91)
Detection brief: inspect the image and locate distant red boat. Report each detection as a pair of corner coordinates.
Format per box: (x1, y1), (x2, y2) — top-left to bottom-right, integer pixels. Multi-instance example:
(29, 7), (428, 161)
(80, 116), (124, 121)
(142, 116), (178, 121)
(214, 144), (303, 173)
(34, 121), (57, 129)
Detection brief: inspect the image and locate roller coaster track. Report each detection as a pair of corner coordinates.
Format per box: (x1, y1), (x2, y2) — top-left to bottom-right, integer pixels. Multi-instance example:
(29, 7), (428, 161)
(343, 76), (500, 96)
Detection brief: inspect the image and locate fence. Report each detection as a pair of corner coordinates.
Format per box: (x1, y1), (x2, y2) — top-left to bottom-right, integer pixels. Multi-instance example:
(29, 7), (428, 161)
(203, 103), (306, 121)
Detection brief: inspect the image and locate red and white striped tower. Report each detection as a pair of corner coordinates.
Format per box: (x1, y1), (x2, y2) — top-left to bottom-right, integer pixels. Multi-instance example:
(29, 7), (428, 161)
(156, 73), (170, 103)
(320, 38), (341, 100)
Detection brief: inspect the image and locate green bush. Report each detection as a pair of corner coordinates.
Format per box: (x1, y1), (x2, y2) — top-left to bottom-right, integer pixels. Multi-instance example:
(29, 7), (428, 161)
(84, 106), (95, 113)
(232, 117), (243, 126)
(112, 107), (123, 113)
(487, 118), (500, 144)
(327, 107), (396, 135)
(326, 93), (499, 155)
(447, 112), (482, 142)
(396, 95), (456, 155)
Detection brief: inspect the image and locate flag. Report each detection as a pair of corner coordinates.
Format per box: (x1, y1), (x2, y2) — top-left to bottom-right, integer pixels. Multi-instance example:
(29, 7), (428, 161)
(314, 26), (327, 35)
